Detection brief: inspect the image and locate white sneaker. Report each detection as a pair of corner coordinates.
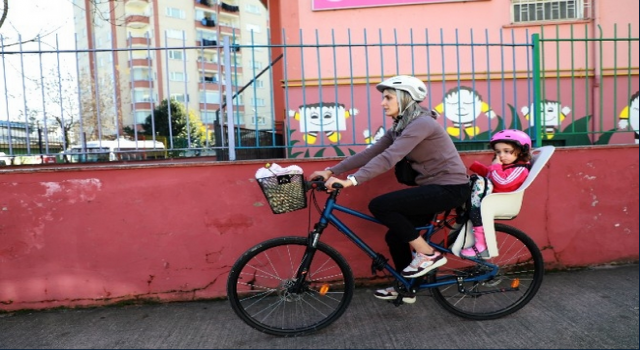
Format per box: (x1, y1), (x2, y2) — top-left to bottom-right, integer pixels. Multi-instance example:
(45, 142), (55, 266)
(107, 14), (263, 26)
(373, 287), (416, 304)
(401, 251), (447, 278)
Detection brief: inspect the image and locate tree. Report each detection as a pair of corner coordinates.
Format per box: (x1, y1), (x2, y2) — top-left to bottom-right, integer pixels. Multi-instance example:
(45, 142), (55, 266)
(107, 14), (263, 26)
(40, 69), (80, 148)
(76, 68), (124, 141)
(137, 99), (208, 152)
(16, 67), (125, 148)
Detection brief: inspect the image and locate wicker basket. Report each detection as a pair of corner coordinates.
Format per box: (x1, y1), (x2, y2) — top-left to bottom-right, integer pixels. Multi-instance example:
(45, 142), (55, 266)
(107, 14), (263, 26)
(257, 174), (307, 214)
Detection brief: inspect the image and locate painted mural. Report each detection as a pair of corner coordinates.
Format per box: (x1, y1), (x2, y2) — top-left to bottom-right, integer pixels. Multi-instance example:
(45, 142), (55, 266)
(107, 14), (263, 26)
(618, 91), (640, 144)
(288, 102), (359, 144)
(287, 101), (360, 158)
(521, 100), (571, 140)
(285, 82), (639, 158)
(434, 87), (497, 139)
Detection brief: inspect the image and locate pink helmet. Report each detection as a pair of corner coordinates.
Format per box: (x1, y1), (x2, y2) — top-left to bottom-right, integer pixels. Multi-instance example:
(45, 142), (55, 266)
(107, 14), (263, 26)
(490, 129), (532, 152)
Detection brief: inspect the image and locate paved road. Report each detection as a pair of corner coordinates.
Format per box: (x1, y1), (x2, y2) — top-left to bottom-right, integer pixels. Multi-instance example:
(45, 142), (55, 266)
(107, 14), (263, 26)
(1, 264), (638, 349)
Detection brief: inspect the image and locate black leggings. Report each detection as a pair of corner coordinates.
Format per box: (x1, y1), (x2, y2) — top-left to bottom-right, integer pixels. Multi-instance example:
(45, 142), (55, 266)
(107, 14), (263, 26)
(368, 183), (470, 273)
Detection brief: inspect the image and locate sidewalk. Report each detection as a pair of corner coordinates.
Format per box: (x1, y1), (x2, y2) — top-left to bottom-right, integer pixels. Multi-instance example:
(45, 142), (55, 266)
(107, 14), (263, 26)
(1, 264), (638, 349)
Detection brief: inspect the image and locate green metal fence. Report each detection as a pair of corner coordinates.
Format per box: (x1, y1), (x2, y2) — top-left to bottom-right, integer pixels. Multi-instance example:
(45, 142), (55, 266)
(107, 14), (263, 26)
(1, 24), (637, 165)
(533, 24), (639, 148)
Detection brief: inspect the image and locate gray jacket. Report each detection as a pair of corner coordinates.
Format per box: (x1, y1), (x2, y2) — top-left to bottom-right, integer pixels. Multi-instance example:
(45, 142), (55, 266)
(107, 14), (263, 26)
(328, 113), (468, 186)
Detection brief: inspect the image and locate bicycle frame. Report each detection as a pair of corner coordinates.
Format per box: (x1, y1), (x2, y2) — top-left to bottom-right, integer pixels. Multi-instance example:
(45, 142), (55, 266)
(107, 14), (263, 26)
(302, 188), (499, 294)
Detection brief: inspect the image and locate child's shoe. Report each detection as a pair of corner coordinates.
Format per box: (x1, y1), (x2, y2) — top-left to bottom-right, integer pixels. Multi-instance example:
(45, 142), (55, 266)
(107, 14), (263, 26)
(461, 226), (490, 259)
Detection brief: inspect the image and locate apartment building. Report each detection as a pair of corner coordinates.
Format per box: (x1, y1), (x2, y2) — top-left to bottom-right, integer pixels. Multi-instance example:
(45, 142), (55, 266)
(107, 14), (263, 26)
(73, 0), (273, 137)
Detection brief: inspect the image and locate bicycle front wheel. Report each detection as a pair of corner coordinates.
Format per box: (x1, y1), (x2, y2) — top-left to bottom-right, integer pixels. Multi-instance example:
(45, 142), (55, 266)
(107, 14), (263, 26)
(431, 223), (544, 320)
(227, 236), (355, 337)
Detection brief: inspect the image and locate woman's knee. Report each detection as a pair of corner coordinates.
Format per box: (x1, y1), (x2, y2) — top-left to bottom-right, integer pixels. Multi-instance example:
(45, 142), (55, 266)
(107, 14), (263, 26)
(385, 230), (402, 246)
(368, 196), (387, 216)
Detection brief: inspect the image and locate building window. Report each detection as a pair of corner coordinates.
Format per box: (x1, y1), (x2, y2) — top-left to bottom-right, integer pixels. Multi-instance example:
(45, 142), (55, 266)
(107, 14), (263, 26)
(168, 50), (185, 60)
(252, 116), (266, 125)
(132, 68), (152, 81)
(254, 79), (264, 88)
(250, 98), (265, 107)
(171, 94), (187, 103)
(232, 95), (243, 105)
(200, 111), (217, 124)
(165, 7), (186, 19)
(245, 4), (262, 15)
(166, 29), (184, 40)
(169, 72), (186, 81)
(133, 90), (154, 102)
(134, 111), (151, 124)
(249, 60), (262, 70)
(246, 24), (261, 34)
(200, 91), (221, 104)
(511, 0), (590, 23)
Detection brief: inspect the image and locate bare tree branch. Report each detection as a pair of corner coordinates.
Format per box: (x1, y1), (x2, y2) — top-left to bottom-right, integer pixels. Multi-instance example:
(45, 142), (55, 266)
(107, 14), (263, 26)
(0, 0), (8, 29)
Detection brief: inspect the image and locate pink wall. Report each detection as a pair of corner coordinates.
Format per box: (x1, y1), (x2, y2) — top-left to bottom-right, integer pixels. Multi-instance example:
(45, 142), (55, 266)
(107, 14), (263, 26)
(0, 146), (638, 311)
(270, 0), (639, 153)
(274, 0), (639, 81)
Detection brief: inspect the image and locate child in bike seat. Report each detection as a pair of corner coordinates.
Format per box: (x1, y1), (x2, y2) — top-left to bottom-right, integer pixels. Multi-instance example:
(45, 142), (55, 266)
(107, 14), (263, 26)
(461, 129), (533, 258)
(309, 75), (470, 303)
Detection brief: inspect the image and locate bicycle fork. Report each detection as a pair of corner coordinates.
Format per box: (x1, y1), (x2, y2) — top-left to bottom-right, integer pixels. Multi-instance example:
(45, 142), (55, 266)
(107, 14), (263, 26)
(288, 223), (327, 294)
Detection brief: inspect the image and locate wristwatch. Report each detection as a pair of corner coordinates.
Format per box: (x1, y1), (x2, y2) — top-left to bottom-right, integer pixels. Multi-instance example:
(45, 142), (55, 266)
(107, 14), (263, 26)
(346, 174), (359, 186)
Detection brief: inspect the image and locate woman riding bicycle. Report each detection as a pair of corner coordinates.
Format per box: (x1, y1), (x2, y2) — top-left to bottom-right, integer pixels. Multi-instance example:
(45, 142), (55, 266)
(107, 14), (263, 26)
(309, 75), (470, 303)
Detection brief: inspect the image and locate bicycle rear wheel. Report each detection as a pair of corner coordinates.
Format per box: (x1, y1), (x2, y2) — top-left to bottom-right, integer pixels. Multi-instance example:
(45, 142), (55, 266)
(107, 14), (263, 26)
(431, 223), (544, 320)
(227, 236), (355, 337)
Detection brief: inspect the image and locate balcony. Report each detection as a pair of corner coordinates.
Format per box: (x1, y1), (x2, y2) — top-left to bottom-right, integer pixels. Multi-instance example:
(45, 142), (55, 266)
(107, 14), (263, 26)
(197, 39), (219, 51)
(127, 36), (151, 47)
(222, 64), (242, 74)
(199, 102), (222, 110)
(199, 103), (245, 113)
(218, 25), (240, 37)
(132, 102), (153, 110)
(220, 2), (240, 15)
(196, 59), (220, 72)
(125, 13), (150, 29)
(128, 57), (152, 67)
(195, 0), (214, 8)
(131, 79), (153, 88)
(199, 80), (220, 90)
(195, 18), (216, 29)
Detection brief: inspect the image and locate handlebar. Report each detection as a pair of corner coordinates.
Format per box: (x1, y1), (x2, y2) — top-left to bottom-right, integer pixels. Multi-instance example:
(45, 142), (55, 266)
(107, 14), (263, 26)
(305, 178), (344, 192)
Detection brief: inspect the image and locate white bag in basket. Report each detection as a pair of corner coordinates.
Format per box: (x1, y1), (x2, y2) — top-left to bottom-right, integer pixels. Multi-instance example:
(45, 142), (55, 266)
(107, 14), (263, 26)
(255, 163), (303, 179)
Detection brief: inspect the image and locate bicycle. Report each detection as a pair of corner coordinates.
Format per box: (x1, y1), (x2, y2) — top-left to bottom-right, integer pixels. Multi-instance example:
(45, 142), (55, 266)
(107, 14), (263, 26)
(227, 171), (544, 337)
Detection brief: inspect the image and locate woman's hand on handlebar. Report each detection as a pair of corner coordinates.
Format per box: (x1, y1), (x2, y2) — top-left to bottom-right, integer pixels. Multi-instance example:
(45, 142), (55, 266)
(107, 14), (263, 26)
(324, 177), (353, 192)
(308, 170), (333, 181)
(308, 170), (354, 192)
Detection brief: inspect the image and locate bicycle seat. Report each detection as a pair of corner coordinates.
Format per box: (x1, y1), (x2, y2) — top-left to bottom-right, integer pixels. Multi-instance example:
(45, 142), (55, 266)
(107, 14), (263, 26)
(461, 146), (555, 258)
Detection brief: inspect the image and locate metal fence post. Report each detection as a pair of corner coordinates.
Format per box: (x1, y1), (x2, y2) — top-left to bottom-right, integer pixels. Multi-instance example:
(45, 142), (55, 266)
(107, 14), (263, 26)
(531, 33), (542, 148)
(223, 36), (236, 161)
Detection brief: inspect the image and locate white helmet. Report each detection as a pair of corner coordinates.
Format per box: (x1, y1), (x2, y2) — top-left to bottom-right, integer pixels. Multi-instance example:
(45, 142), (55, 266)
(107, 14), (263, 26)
(376, 75), (428, 102)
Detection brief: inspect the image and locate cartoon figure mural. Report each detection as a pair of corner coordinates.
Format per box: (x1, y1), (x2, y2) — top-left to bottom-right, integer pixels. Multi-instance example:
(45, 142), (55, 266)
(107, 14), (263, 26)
(363, 126), (385, 148)
(618, 91), (640, 144)
(288, 102), (358, 144)
(434, 87), (497, 138)
(521, 100), (571, 139)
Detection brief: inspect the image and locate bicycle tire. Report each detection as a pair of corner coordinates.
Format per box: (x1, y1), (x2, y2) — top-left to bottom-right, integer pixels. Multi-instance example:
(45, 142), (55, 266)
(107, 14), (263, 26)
(431, 223), (544, 320)
(227, 236), (355, 337)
